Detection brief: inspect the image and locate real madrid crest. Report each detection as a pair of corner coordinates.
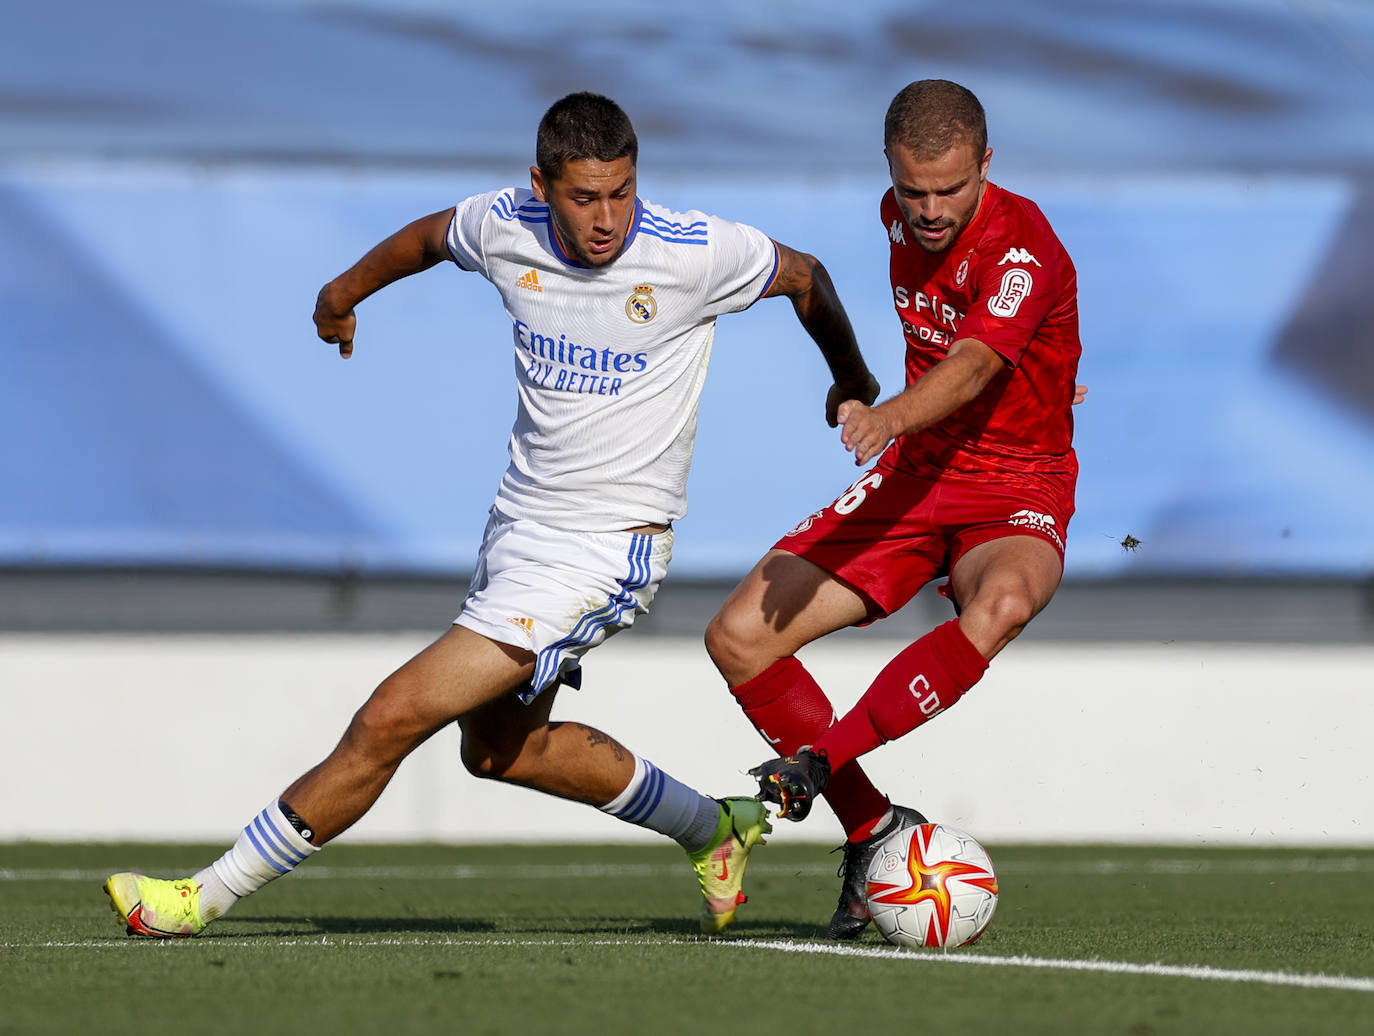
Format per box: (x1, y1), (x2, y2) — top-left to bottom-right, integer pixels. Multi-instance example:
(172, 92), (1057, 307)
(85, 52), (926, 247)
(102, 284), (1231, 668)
(626, 283), (657, 323)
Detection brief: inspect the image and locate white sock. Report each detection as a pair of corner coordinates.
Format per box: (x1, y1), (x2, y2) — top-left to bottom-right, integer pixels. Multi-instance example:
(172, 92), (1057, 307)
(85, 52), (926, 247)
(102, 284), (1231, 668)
(198, 800), (320, 920)
(191, 865), (238, 923)
(601, 756), (722, 852)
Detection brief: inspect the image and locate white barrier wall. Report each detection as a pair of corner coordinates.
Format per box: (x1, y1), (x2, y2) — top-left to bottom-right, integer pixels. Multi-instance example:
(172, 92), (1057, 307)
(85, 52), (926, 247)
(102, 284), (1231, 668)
(2, 633), (1370, 846)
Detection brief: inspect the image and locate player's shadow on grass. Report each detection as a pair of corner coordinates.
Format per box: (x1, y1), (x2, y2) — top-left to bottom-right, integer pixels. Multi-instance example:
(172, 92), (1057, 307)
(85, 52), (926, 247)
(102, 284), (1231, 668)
(225, 916), (501, 936)
(503, 916), (827, 940)
(223, 915), (823, 940)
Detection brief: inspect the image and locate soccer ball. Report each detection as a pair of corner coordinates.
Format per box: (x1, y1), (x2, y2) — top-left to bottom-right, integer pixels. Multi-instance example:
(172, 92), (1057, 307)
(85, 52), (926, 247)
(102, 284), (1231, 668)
(865, 822), (998, 949)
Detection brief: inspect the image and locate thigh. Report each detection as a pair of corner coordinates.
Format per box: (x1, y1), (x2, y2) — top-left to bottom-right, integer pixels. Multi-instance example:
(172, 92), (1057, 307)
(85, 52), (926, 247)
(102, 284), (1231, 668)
(715, 548), (872, 660)
(457, 676), (558, 759)
(375, 624), (536, 739)
(948, 535), (1064, 658)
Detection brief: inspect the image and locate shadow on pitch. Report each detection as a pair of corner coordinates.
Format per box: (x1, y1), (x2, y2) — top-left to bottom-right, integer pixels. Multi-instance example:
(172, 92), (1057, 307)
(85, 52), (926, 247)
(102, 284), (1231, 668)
(490, 916), (831, 941)
(214, 915), (827, 940)
(220, 915), (501, 936)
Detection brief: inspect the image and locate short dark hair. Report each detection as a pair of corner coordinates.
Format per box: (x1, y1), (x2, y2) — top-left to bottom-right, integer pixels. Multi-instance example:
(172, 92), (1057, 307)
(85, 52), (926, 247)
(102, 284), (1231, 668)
(884, 80), (987, 160)
(535, 92), (638, 181)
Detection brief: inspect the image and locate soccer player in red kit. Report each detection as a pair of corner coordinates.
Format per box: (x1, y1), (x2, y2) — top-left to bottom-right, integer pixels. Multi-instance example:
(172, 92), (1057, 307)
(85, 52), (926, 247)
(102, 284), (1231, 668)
(705, 79), (1082, 939)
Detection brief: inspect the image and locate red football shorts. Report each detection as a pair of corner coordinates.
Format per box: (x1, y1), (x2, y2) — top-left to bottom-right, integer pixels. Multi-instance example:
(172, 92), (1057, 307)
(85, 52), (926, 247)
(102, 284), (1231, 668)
(774, 461), (1075, 620)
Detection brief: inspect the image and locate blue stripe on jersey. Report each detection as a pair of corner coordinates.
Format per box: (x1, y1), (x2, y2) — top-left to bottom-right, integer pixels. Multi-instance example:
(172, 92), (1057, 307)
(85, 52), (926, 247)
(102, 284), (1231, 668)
(530, 534), (653, 693)
(636, 223), (708, 245)
(640, 211), (708, 238)
(756, 240), (782, 299)
(489, 194), (548, 223)
(443, 210), (470, 270)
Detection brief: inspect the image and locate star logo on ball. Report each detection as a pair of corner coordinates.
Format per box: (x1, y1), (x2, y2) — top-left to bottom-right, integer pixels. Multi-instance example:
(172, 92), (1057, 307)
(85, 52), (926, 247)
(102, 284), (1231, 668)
(866, 826), (999, 947)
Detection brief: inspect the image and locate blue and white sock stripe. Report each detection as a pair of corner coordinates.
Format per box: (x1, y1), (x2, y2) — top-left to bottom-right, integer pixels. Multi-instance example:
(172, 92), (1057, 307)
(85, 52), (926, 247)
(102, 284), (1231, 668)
(529, 534), (654, 694)
(613, 760), (667, 823)
(242, 806), (313, 876)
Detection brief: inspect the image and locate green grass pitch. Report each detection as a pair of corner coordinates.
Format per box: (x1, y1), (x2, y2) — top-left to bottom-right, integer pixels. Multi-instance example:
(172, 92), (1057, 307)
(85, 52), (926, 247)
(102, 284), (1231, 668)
(3, 841), (1373, 1034)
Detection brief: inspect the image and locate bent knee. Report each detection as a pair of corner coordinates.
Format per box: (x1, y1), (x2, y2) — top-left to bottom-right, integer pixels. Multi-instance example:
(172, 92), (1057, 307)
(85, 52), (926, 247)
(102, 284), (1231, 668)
(459, 727), (546, 782)
(967, 585), (1038, 639)
(704, 606), (764, 680)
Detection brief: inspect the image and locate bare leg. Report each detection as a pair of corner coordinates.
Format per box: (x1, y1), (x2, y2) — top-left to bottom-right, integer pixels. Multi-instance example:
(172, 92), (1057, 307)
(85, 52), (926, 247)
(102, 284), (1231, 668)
(282, 625), (535, 844)
(948, 535), (1063, 659)
(458, 686), (637, 805)
(706, 548), (869, 686)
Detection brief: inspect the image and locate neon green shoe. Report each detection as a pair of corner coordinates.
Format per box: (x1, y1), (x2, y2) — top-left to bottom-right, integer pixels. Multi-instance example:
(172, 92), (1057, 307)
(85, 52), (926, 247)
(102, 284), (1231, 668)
(688, 797), (772, 935)
(104, 873), (207, 938)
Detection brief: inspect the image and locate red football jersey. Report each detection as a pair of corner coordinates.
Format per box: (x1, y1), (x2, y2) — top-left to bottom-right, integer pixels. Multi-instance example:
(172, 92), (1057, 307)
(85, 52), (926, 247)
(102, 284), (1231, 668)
(882, 181), (1080, 488)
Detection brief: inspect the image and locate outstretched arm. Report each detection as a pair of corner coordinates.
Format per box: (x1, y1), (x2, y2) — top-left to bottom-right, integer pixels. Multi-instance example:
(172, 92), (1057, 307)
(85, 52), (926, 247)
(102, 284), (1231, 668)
(838, 337), (1004, 465)
(764, 241), (879, 426)
(313, 208), (456, 359)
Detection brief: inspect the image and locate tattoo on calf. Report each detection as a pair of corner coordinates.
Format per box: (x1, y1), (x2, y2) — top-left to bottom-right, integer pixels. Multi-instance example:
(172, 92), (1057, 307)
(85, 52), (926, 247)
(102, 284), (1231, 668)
(576, 723), (627, 762)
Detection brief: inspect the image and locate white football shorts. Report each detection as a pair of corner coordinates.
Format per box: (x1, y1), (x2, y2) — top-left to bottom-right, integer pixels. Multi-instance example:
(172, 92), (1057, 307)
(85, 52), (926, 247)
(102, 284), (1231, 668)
(454, 508), (674, 702)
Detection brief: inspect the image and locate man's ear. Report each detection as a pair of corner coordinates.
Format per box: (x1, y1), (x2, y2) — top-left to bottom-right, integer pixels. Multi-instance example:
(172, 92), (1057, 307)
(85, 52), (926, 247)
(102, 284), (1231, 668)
(530, 165), (547, 202)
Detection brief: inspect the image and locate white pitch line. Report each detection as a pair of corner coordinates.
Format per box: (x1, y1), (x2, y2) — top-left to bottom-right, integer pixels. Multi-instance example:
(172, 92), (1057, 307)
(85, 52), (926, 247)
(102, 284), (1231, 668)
(5, 856), (1374, 883)
(716, 940), (1374, 994)
(3, 933), (1372, 994)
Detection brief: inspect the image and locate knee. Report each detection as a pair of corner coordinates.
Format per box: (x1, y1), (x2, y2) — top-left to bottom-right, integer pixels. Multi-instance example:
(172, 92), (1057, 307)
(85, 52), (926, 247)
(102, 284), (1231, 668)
(459, 725), (544, 783)
(704, 605), (759, 680)
(968, 584), (1037, 641)
(345, 673), (426, 759)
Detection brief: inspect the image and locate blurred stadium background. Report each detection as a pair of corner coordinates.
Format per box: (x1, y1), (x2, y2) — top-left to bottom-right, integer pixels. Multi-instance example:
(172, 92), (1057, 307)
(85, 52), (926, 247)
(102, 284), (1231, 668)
(1, 0), (1371, 844)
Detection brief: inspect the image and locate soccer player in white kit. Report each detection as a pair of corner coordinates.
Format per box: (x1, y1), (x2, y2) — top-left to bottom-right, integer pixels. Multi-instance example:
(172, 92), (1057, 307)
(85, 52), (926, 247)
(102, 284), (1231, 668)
(104, 93), (880, 938)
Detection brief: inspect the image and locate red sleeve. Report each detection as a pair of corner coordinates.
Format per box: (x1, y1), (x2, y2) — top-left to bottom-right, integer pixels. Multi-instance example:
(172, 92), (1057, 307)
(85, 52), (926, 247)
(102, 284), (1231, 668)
(959, 207), (1068, 367)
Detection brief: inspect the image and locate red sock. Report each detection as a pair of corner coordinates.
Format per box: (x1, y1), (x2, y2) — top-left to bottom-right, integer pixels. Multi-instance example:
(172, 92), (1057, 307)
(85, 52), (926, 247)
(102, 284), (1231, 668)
(813, 620), (988, 772)
(730, 657), (890, 839)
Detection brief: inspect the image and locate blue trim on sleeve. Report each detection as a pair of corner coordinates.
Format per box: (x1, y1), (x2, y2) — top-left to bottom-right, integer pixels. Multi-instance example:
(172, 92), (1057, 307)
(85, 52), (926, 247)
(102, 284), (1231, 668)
(754, 240), (782, 302)
(444, 208), (471, 270)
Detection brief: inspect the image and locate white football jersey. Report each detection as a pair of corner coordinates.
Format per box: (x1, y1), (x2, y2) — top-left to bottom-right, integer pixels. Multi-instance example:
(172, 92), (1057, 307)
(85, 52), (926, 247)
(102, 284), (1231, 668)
(445, 188), (779, 530)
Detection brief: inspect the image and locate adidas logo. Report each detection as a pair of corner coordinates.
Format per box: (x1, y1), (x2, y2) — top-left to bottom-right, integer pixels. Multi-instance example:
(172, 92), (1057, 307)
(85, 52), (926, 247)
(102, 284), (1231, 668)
(515, 269), (543, 293)
(506, 616), (535, 638)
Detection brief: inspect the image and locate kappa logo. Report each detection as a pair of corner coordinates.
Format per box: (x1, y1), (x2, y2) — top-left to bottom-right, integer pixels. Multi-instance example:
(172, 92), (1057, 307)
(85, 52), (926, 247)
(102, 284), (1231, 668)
(515, 269), (543, 293)
(997, 247), (1041, 267)
(506, 616), (535, 638)
(1007, 509), (1065, 549)
(889, 219), (906, 245)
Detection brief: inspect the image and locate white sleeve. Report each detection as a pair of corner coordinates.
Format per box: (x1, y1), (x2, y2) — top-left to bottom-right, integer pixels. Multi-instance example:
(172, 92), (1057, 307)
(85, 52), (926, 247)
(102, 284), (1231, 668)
(703, 216), (780, 317)
(444, 189), (510, 276)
